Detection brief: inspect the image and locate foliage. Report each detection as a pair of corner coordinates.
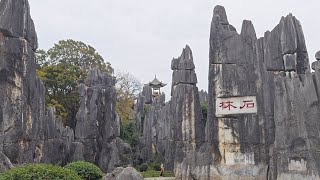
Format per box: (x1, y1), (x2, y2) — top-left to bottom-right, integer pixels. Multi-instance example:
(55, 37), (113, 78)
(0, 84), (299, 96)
(36, 64), (82, 122)
(118, 153), (132, 168)
(0, 163), (81, 180)
(35, 49), (49, 68)
(201, 102), (208, 121)
(153, 164), (161, 171)
(147, 154), (163, 171)
(35, 39), (113, 126)
(64, 161), (103, 180)
(120, 122), (140, 147)
(140, 170), (174, 178)
(46, 39), (113, 74)
(116, 72), (142, 162)
(133, 157), (143, 168)
(139, 163), (148, 172)
(115, 71), (142, 124)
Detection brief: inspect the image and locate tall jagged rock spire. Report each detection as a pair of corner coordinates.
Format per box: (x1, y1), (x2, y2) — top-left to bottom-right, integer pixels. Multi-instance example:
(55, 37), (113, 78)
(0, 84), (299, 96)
(136, 46), (206, 178)
(264, 13), (310, 73)
(74, 69), (129, 172)
(205, 4), (320, 180)
(171, 45), (197, 85)
(169, 46), (205, 178)
(207, 5), (269, 179)
(0, 0), (71, 170)
(0, 0), (38, 50)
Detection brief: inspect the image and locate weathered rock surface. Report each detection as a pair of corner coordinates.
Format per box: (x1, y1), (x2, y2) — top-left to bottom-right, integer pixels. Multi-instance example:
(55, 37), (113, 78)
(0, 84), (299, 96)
(2, 1), (320, 179)
(137, 46), (205, 178)
(0, 0), (37, 50)
(170, 46), (205, 178)
(205, 5), (320, 180)
(104, 167), (143, 180)
(72, 69), (131, 172)
(0, 0), (129, 173)
(0, 0), (72, 168)
(138, 5), (320, 180)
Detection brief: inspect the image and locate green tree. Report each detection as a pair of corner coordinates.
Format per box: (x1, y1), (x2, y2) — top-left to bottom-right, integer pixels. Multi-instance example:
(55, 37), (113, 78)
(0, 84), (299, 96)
(36, 39), (113, 127)
(120, 122), (140, 147)
(47, 39), (113, 74)
(35, 49), (49, 68)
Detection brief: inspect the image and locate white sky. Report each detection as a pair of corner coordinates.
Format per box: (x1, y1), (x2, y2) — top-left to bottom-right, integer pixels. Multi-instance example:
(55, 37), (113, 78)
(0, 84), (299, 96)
(28, 0), (320, 98)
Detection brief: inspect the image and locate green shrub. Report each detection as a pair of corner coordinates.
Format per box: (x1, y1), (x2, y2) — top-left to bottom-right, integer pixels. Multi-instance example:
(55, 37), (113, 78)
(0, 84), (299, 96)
(153, 163), (161, 171)
(0, 163), (81, 180)
(139, 163), (148, 172)
(64, 161), (103, 180)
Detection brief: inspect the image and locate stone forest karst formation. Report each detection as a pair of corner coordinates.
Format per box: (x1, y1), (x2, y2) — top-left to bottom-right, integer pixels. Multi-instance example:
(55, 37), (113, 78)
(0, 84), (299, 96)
(0, 0), (320, 180)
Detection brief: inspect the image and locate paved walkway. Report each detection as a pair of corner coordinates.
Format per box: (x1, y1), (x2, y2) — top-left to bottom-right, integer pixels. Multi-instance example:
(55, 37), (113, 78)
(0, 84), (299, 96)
(144, 178), (175, 180)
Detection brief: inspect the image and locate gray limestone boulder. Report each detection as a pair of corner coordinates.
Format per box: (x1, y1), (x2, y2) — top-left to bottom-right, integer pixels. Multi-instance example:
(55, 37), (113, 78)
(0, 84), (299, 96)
(104, 167), (143, 180)
(0, 153), (14, 173)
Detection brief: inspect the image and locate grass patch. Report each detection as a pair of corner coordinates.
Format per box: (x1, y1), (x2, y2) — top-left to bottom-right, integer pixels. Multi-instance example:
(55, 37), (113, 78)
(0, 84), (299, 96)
(140, 170), (174, 178)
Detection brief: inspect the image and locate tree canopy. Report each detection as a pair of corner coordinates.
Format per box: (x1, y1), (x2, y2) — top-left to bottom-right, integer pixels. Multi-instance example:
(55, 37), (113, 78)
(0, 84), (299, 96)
(36, 39), (142, 129)
(115, 71), (142, 124)
(36, 39), (113, 126)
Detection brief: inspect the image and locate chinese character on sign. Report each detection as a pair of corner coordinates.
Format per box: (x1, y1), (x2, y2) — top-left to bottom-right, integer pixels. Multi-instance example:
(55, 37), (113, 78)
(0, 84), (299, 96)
(219, 100), (237, 111)
(240, 100), (255, 109)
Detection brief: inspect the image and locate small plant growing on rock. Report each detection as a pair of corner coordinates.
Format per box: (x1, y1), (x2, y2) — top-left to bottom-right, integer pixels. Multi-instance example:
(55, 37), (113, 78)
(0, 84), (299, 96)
(64, 161), (103, 180)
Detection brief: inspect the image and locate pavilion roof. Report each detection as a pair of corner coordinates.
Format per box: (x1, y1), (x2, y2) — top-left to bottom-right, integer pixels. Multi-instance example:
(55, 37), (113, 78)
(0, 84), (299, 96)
(146, 76), (167, 88)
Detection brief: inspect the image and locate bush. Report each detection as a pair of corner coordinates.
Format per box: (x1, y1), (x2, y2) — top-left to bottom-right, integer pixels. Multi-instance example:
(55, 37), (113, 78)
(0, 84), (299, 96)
(139, 163), (148, 172)
(64, 161), (103, 180)
(0, 163), (81, 180)
(153, 163), (161, 171)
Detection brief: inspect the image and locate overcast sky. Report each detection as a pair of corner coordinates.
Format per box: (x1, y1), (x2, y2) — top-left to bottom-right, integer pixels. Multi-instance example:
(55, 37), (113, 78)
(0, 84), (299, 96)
(28, 0), (320, 98)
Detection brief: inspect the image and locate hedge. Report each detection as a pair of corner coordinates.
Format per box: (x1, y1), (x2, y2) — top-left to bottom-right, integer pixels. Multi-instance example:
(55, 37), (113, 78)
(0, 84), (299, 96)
(0, 163), (81, 180)
(64, 161), (103, 180)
